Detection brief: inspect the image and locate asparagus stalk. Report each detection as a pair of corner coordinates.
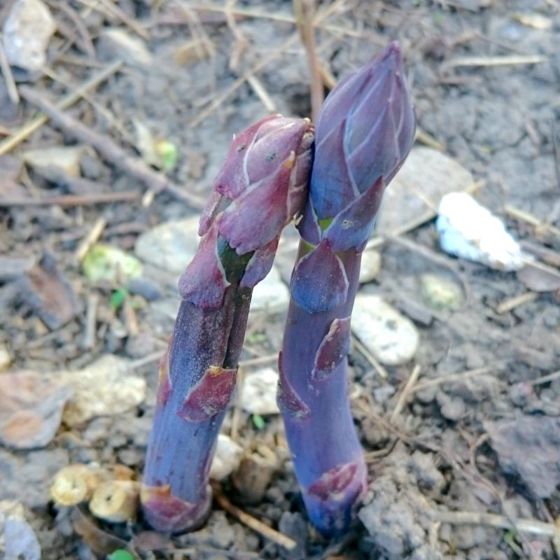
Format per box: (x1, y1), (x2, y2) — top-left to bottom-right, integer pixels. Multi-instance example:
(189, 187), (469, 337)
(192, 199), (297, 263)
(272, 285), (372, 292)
(142, 115), (314, 533)
(278, 42), (416, 536)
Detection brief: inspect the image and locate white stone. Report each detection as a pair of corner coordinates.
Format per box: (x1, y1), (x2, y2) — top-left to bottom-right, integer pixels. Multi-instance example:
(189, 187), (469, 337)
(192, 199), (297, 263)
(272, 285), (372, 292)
(352, 294), (419, 366)
(436, 192), (524, 271)
(135, 218), (200, 274)
(240, 368), (280, 415)
(250, 266), (289, 313)
(359, 250), (381, 284)
(3, 0), (56, 73)
(24, 146), (85, 179)
(210, 434), (243, 481)
(60, 356), (146, 426)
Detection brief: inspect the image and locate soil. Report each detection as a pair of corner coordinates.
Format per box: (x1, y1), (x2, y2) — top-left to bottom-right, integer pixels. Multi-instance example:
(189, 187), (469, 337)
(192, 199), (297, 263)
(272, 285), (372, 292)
(1, 0), (560, 559)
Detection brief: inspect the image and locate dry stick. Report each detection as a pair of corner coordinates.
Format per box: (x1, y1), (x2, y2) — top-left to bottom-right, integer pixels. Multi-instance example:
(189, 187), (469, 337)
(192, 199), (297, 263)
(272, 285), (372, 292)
(188, 2), (363, 38)
(528, 369), (560, 387)
(75, 217), (106, 262)
(213, 488), (297, 550)
(0, 60), (123, 157)
(19, 86), (205, 210)
(416, 128), (445, 151)
(293, 0), (324, 122)
(246, 75), (276, 112)
(390, 364), (421, 423)
(495, 291), (538, 314)
(442, 54), (546, 70)
(432, 510), (560, 539)
(0, 39), (19, 105)
(505, 205), (560, 238)
(352, 336), (389, 380)
(411, 364), (507, 395)
(83, 293), (98, 350)
(48, 0), (96, 58)
(77, 0), (149, 39)
(188, 0), (344, 127)
(0, 191), (140, 208)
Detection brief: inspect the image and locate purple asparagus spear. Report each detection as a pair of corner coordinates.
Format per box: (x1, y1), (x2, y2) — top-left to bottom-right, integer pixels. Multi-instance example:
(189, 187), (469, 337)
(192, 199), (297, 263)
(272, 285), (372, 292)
(278, 42), (416, 536)
(142, 115), (314, 533)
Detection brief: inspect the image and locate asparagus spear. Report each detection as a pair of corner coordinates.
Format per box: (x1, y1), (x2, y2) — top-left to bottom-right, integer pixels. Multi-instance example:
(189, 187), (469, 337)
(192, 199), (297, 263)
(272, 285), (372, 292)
(142, 115), (314, 533)
(278, 42), (416, 536)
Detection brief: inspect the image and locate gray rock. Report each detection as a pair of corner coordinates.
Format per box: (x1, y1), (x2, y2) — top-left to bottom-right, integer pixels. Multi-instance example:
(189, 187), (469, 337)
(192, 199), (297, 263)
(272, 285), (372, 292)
(3, 0), (56, 74)
(352, 294), (419, 366)
(135, 218), (200, 274)
(486, 416), (560, 499)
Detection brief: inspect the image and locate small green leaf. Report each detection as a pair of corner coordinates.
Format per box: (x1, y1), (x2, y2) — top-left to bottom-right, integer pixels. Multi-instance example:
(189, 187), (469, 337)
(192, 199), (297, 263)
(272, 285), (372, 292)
(155, 140), (178, 172)
(110, 288), (128, 310)
(252, 414), (266, 430)
(82, 244), (142, 284)
(107, 550), (135, 560)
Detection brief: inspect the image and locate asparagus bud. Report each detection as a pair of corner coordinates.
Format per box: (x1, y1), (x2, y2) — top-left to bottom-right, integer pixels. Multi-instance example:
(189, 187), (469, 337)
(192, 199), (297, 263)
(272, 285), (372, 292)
(279, 42), (415, 536)
(142, 115), (313, 533)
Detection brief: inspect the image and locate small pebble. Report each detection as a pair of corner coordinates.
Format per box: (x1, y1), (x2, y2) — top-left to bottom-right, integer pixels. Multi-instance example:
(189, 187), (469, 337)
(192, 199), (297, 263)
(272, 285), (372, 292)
(3, 0), (56, 75)
(210, 434), (243, 481)
(240, 368), (280, 415)
(359, 250), (381, 284)
(135, 218), (199, 274)
(352, 294), (419, 366)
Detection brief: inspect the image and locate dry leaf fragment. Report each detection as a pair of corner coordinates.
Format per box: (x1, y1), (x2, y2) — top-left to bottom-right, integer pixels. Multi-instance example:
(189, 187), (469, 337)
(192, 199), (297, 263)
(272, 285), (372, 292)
(517, 262), (560, 292)
(0, 371), (72, 449)
(20, 253), (80, 330)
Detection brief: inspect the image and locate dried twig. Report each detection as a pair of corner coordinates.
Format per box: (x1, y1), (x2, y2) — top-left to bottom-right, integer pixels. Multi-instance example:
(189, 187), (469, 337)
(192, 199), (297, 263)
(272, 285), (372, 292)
(505, 205), (560, 238)
(19, 86), (205, 209)
(442, 54), (546, 70)
(246, 75), (276, 112)
(0, 191), (140, 208)
(495, 291), (538, 314)
(293, 0), (323, 121)
(0, 60), (122, 156)
(0, 37), (19, 105)
(527, 369), (560, 387)
(432, 510), (560, 539)
(213, 487), (297, 550)
(188, 0), (345, 127)
(390, 364), (421, 423)
(83, 293), (98, 350)
(352, 336), (389, 379)
(75, 218), (106, 262)
(412, 365), (505, 394)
